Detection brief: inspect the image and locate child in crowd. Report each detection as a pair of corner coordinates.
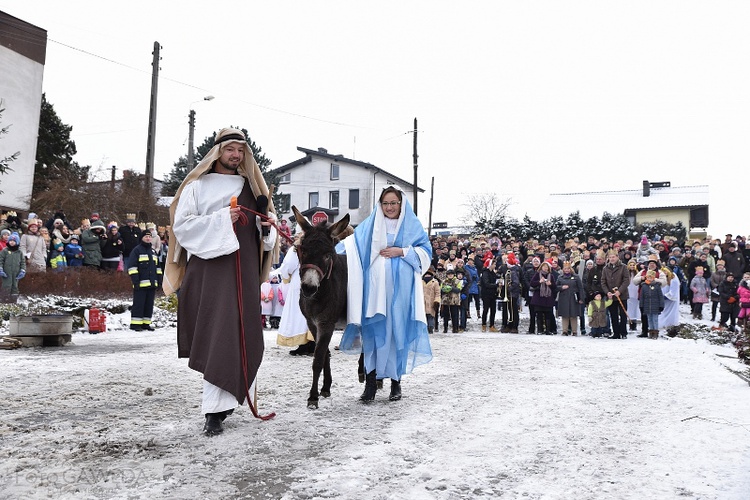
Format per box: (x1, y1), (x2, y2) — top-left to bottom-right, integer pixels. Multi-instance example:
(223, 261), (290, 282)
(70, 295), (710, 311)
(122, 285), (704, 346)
(260, 279), (274, 329)
(49, 239), (67, 271)
(689, 266), (710, 320)
(64, 235), (85, 267)
(268, 274), (284, 329)
(718, 274), (740, 332)
(738, 273), (750, 330)
(587, 292), (612, 338)
(0, 232), (26, 302)
(456, 267), (469, 332)
(422, 267), (441, 334)
(440, 268), (462, 333)
(639, 270), (665, 339)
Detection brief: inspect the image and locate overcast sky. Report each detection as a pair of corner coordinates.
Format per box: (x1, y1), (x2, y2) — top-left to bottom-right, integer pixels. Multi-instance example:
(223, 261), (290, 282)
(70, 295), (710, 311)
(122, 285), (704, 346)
(2, 1), (748, 237)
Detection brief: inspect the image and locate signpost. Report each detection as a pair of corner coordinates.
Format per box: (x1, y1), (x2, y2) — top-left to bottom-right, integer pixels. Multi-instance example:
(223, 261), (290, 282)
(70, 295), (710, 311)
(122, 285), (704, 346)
(312, 211), (329, 225)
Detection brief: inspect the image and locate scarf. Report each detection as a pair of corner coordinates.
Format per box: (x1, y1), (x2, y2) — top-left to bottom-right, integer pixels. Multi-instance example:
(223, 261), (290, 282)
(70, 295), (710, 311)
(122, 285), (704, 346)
(539, 272), (552, 298)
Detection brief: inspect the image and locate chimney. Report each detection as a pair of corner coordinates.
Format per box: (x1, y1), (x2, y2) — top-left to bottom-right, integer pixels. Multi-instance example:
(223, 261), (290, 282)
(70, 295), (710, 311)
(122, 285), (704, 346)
(643, 180), (650, 197)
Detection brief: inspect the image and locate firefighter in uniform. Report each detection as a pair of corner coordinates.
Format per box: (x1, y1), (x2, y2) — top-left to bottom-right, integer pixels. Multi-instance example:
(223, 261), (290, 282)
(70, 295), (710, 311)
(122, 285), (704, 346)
(127, 231), (162, 331)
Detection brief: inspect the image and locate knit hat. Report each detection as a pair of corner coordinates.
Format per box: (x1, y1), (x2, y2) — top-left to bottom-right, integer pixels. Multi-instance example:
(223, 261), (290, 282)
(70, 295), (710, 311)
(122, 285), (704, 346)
(54, 218), (64, 226)
(90, 213), (100, 221)
(70, 235), (79, 242)
(446, 268), (456, 275)
(108, 221), (118, 230)
(8, 232), (20, 246)
(0, 229), (9, 237)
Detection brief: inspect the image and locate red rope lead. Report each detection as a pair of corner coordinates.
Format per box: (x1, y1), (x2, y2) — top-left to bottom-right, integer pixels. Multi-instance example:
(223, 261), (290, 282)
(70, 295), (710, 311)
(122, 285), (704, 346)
(233, 209), (275, 421)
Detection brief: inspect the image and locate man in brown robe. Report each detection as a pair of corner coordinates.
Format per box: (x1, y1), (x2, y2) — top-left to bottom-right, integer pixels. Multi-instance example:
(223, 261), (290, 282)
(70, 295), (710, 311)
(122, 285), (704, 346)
(166, 127), (279, 435)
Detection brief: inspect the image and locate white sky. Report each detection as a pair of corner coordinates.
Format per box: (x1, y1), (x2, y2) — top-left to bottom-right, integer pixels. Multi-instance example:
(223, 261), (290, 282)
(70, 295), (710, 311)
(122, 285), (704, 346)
(2, 1), (748, 236)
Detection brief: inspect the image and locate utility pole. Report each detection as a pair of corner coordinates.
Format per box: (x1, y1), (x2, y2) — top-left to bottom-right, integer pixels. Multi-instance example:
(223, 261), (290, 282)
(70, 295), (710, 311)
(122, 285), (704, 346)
(412, 117), (418, 215)
(187, 109), (196, 171)
(145, 41), (161, 192)
(428, 176), (435, 237)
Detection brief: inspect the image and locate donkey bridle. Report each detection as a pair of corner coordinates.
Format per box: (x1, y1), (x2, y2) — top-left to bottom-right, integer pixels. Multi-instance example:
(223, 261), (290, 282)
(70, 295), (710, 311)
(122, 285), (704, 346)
(300, 254), (334, 282)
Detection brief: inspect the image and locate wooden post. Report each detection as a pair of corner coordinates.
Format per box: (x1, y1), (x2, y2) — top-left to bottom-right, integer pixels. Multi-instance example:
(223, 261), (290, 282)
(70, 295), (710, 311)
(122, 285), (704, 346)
(428, 176), (435, 238)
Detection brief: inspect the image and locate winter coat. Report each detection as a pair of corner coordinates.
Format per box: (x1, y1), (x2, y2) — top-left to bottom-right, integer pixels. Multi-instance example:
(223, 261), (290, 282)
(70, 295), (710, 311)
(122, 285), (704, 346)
(709, 269), (726, 302)
(587, 298), (612, 328)
(101, 232), (124, 260)
(64, 243), (85, 267)
(530, 271), (557, 309)
(260, 282), (274, 315)
(556, 272), (584, 317)
(738, 284), (750, 309)
(523, 263), (539, 298)
(126, 241), (162, 289)
(119, 224), (143, 260)
(480, 268), (499, 299)
(497, 264), (522, 300)
(639, 282), (665, 315)
(635, 243), (659, 263)
(81, 223), (106, 266)
(440, 275), (462, 306)
(690, 275), (710, 304)
(423, 277), (441, 313)
(464, 264), (480, 295)
(586, 263), (606, 301)
(20, 233), (47, 273)
(0, 245), (26, 295)
(723, 249), (747, 279)
(601, 261), (631, 301)
(718, 279), (740, 313)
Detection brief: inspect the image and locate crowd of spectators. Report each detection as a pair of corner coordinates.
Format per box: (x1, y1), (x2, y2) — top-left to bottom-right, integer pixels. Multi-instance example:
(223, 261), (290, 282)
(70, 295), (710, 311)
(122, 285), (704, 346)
(0, 209), (168, 301)
(423, 231), (750, 337)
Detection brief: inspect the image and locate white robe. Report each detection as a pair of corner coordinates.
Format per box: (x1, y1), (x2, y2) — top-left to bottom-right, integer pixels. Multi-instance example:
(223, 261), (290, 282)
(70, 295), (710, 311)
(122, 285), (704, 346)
(270, 247), (311, 346)
(659, 278), (681, 328)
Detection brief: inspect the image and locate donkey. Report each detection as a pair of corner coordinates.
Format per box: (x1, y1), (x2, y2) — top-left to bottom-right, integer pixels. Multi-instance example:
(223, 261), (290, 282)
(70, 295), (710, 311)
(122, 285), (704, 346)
(292, 206), (351, 409)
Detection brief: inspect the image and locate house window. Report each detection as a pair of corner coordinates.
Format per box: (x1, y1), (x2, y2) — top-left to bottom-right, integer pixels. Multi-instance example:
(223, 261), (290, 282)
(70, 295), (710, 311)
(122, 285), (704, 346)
(279, 194), (291, 213)
(279, 173), (291, 184)
(309, 192), (319, 208)
(349, 189), (360, 209)
(330, 191), (339, 209)
(330, 164), (339, 180)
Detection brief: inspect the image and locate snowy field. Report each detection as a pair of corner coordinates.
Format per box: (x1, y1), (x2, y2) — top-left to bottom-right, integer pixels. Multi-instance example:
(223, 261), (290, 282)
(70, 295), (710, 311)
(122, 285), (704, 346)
(2, 307), (750, 500)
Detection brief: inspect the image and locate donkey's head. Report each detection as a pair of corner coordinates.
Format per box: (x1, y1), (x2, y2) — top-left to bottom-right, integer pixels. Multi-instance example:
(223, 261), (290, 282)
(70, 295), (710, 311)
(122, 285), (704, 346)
(292, 206), (351, 295)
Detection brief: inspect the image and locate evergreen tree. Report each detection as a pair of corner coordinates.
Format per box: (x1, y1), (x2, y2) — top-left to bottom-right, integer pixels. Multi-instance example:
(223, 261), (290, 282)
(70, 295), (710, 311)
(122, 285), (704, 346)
(33, 94), (89, 200)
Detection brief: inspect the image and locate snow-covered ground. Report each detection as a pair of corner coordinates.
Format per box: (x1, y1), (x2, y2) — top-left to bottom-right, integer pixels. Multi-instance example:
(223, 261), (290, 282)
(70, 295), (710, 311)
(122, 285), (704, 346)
(2, 305), (750, 500)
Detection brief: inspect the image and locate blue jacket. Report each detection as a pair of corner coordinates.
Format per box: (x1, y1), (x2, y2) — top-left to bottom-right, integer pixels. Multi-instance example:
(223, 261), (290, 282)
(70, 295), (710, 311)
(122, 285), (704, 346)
(64, 243), (84, 267)
(465, 264), (479, 294)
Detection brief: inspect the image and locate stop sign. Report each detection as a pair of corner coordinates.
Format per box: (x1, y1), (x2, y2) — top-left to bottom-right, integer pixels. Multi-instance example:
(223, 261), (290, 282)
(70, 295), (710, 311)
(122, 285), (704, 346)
(311, 211), (329, 225)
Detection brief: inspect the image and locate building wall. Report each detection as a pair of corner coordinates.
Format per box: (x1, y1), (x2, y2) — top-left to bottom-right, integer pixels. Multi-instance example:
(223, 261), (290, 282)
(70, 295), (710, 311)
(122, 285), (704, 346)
(275, 157), (416, 225)
(635, 208), (689, 227)
(0, 44), (44, 211)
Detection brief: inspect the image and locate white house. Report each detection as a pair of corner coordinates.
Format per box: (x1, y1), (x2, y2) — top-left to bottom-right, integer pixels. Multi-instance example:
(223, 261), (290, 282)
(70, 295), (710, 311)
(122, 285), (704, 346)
(0, 11), (46, 212)
(270, 147), (424, 226)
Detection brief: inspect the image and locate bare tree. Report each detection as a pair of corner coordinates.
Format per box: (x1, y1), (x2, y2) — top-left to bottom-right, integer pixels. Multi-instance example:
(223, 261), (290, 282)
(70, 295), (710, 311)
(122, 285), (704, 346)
(460, 192), (513, 234)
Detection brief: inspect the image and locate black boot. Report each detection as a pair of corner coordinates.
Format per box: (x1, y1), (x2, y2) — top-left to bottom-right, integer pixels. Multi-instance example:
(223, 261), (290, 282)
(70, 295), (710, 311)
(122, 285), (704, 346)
(203, 413), (224, 436)
(360, 370), (377, 402)
(607, 333), (622, 339)
(389, 379), (402, 401)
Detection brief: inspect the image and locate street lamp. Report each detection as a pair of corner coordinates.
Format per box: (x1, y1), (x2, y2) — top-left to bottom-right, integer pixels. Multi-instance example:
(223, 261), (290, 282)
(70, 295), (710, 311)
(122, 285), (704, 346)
(187, 95), (215, 171)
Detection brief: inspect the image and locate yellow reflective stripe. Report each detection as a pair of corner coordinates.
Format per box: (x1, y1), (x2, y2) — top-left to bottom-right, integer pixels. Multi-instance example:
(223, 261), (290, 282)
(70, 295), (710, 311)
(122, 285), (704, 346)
(138, 255), (149, 261)
(128, 268), (138, 275)
(139, 280), (151, 287)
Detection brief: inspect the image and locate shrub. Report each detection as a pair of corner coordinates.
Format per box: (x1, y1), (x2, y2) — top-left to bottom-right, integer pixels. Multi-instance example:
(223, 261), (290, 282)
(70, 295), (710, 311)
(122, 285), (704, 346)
(20, 267), (136, 300)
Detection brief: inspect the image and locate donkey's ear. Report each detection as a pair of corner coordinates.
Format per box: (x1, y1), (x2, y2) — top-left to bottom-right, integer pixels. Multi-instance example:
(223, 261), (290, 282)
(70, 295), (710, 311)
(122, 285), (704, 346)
(329, 213), (351, 241)
(292, 206), (312, 233)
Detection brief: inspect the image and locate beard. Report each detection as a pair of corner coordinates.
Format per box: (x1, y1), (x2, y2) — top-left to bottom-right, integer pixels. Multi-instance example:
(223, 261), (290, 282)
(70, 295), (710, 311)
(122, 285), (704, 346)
(218, 157), (241, 171)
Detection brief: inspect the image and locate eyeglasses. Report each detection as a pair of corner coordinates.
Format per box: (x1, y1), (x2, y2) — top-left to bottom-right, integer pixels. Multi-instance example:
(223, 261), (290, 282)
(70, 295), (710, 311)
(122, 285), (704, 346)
(380, 201), (401, 207)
